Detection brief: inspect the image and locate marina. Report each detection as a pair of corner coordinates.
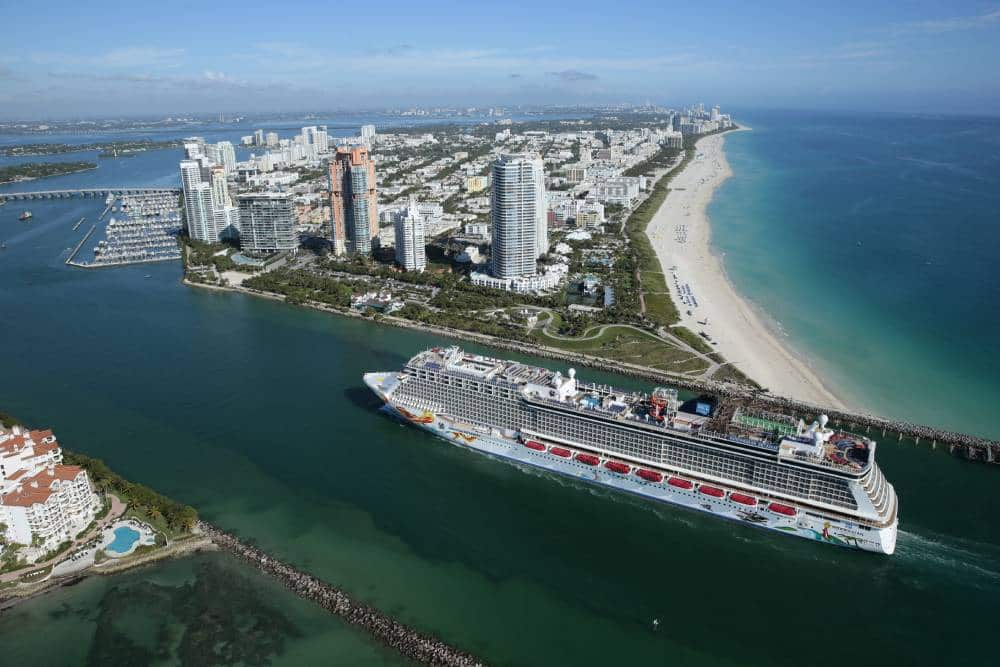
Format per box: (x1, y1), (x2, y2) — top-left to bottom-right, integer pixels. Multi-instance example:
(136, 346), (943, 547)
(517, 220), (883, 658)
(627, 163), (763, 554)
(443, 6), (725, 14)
(68, 192), (182, 268)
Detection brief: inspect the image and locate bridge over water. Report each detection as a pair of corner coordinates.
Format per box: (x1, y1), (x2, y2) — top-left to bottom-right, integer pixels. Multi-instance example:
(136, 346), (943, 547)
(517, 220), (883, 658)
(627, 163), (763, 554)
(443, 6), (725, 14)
(0, 187), (180, 202)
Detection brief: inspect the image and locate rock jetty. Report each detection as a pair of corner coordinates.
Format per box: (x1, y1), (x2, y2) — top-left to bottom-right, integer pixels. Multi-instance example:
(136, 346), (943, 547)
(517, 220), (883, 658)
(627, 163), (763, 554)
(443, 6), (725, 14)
(199, 521), (487, 667)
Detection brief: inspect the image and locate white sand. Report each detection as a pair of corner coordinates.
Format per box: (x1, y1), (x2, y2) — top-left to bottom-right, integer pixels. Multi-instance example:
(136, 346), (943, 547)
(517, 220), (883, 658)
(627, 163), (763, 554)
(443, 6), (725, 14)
(646, 131), (846, 408)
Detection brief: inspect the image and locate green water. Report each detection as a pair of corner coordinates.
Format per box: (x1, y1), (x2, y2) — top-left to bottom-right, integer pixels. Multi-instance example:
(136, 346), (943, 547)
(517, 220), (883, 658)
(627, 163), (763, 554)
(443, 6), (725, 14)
(1, 196), (998, 665)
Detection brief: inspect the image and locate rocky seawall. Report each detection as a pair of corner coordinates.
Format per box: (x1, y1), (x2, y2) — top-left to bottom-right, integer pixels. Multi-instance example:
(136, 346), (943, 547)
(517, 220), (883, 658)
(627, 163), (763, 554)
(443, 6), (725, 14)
(199, 521), (487, 667)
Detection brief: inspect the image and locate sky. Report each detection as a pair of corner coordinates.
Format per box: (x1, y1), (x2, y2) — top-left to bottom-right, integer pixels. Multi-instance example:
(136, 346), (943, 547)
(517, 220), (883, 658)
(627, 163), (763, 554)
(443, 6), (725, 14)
(1, 0), (999, 118)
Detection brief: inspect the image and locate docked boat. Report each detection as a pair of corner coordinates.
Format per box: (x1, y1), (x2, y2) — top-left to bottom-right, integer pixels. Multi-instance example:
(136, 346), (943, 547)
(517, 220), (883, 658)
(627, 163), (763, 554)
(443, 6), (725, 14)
(18, 210), (33, 221)
(364, 347), (899, 554)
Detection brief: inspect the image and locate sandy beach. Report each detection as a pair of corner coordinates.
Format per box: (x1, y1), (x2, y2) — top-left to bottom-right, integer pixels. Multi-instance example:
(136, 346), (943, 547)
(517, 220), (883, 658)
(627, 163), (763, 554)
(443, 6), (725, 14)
(646, 130), (846, 408)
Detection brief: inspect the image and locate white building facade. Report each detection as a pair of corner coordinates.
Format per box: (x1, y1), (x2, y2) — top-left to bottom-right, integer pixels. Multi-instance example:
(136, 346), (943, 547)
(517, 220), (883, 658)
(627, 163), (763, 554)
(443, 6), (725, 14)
(394, 209), (426, 272)
(490, 153), (547, 280)
(1, 427), (101, 553)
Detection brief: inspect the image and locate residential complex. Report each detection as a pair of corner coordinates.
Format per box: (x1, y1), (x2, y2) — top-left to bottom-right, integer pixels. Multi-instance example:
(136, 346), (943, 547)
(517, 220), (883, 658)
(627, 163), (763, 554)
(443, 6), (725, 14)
(489, 153), (546, 280)
(0, 427), (101, 554)
(329, 145), (378, 256)
(237, 192), (297, 256)
(394, 206), (427, 272)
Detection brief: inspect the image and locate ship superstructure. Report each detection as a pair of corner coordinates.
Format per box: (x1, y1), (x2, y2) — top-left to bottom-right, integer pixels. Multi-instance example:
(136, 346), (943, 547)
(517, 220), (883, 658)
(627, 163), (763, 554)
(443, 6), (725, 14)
(365, 347), (898, 553)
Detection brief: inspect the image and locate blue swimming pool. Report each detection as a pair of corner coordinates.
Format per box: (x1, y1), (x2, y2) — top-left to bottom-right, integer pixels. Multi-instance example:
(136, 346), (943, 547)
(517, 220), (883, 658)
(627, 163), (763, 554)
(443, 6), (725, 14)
(106, 526), (141, 554)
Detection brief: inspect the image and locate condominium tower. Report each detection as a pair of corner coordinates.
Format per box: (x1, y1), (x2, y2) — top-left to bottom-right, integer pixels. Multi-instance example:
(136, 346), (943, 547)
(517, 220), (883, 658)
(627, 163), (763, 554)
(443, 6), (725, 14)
(180, 159), (221, 242)
(237, 192), (296, 256)
(394, 206), (426, 272)
(328, 145), (378, 255)
(490, 153), (546, 279)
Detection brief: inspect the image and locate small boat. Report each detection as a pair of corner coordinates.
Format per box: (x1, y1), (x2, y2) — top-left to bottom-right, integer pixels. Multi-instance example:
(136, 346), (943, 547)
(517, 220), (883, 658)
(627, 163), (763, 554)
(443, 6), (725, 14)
(698, 485), (725, 498)
(667, 476), (692, 489)
(768, 502), (797, 517)
(549, 446), (572, 458)
(636, 469), (664, 483)
(523, 440), (546, 451)
(19, 210), (33, 221)
(730, 493), (757, 506)
(604, 461), (630, 474)
(575, 453), (600, 466)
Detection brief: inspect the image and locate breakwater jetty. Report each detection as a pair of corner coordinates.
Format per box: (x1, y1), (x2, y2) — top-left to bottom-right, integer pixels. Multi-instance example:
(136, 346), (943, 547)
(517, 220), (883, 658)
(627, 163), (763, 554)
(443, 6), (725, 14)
(199, 521), (487, 666)
(222, 285), (1000, 465)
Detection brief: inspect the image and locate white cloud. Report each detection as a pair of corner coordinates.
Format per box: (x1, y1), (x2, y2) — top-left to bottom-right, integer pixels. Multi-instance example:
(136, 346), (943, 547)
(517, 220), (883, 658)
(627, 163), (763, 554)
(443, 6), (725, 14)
(891, 9), (1000, 35)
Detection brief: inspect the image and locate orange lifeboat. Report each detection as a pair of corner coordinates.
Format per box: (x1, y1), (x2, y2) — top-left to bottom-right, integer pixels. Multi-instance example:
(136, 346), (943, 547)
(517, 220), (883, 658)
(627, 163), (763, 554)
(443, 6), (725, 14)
(698, 485), (725, 498)
(604, 461), (630, 474)
(550, 447), (572, 458)
(636, 469), (664, 483)
(768, 502), (797, 517)
(667, 476), (693, 489)
(575, 453), (600, 466)
(524, 440), (546, 451)
(730, 493), (757, 506)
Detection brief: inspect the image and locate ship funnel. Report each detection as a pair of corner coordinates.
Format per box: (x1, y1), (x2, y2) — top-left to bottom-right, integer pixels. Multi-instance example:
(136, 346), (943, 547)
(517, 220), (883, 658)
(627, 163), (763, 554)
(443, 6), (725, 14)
(819, 414), (829, 429)
(568, 368), (576, 379)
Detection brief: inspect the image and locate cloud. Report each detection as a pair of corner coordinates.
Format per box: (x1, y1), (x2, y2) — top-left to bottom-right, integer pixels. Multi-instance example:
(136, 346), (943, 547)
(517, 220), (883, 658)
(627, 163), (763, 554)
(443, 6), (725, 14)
(546, 69), (598, 82)
(31, 47), (186, 68)
(891, 9), (1000, 35)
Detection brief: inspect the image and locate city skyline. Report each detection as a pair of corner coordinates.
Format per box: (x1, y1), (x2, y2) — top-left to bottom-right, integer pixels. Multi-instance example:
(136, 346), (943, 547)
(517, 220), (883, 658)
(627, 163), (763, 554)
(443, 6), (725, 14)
(2, 2), (1000, 118)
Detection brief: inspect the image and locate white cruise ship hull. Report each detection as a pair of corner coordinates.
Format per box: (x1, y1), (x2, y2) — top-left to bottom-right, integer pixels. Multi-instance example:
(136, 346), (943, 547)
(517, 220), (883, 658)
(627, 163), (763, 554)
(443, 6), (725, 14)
(365, 373), (897, 555)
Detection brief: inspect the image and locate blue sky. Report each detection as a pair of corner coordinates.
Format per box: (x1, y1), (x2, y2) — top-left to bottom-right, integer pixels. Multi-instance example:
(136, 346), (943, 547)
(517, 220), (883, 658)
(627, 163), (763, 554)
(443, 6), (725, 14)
(1, 1), (999, 118)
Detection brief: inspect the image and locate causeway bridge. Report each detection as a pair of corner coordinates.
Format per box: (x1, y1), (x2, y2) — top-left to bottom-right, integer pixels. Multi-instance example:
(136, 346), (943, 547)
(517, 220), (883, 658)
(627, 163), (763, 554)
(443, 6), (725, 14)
(0, 187), (180, 202)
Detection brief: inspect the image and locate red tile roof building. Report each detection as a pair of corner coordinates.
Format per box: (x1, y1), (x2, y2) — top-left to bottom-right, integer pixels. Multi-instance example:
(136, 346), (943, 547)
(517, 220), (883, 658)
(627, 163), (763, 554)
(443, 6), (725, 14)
(1, 426), (100, 550)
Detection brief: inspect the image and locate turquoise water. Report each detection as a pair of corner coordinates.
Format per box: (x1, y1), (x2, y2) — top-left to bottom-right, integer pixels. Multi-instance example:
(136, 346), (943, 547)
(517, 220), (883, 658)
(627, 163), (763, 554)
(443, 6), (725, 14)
(710, 111), (1000, 438)
(0, 115), (998, 665)
(106, 527), (141, 554)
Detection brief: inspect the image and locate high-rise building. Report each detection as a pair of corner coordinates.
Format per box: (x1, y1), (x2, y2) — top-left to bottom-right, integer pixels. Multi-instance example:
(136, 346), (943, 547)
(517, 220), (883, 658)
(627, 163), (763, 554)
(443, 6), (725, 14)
(237, 192), (297, 256)
(490, 153), (546, 280)
(180, 160), (223, 242)
(253, 129), (265, 146)
(394, 206), (426, 272)
(265, 132), (279, 148)
(216, 141), (237, 174)
(183, 136), (206, 159)
(302, 126), (329, 153)
(328, 145), (378, 256)
(360, 124), (376, 146)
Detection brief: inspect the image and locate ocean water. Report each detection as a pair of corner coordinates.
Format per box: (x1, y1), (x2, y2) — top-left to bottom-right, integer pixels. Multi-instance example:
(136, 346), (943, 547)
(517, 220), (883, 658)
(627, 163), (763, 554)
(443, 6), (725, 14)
(1, 115), (998, 665)
(710, 111), (1000, 438)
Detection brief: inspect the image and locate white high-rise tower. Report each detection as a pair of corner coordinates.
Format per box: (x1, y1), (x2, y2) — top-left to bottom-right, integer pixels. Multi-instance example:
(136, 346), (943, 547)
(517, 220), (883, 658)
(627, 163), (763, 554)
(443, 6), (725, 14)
(490, 153), (546, 279)
(394, 200), (426, 272)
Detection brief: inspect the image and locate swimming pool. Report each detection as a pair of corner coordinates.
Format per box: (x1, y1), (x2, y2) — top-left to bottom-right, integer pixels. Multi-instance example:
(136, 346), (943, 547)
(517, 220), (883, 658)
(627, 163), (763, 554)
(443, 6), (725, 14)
(106, 526), (141, 555)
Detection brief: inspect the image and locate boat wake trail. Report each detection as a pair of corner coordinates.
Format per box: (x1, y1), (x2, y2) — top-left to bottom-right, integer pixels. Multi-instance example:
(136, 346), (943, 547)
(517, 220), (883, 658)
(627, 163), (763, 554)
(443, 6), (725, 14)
(895, 529), (1000, 586)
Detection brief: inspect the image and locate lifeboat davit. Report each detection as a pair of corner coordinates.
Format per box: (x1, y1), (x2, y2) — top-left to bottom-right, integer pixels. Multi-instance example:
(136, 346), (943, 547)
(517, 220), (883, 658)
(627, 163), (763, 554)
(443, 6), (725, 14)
(698, 485), (725, 498)
(636, 469), (664, 483)
(768, 502), (797, 517)
(730, 493), (757, 506)
(575, 453), (600, 466)
(550, 446), (572, 458)
(604, 461), (630, 474)
(524, 440), (546, 451)
(667, 476), (693, 489)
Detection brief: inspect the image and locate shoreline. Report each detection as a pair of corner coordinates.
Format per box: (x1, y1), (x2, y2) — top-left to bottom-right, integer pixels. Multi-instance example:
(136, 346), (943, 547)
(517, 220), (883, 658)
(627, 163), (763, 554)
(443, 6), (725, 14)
(182, 279), (999, 460)
(646, 129), (848, 409)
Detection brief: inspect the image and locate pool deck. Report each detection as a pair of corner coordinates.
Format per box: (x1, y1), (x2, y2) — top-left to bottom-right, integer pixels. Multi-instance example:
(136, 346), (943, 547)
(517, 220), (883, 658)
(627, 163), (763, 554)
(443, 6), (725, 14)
(98, 519), (156, 558)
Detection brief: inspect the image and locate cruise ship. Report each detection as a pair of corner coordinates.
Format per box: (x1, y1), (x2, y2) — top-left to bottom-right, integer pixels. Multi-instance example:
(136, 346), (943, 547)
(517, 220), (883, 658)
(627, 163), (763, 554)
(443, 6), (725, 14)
(365, 347), (898, 554)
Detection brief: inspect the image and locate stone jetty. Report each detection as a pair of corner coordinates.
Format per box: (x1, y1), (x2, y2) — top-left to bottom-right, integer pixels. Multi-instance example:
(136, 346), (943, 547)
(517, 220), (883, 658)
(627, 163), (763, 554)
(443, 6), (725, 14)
(199, 521), (487, 667)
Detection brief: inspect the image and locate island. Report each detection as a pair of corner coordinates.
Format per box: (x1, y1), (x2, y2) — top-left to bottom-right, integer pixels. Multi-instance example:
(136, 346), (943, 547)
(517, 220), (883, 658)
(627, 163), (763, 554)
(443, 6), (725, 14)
(1, 139), (181, 157)
(0, 415), (211, 607)
(0, 161), (97, 184)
